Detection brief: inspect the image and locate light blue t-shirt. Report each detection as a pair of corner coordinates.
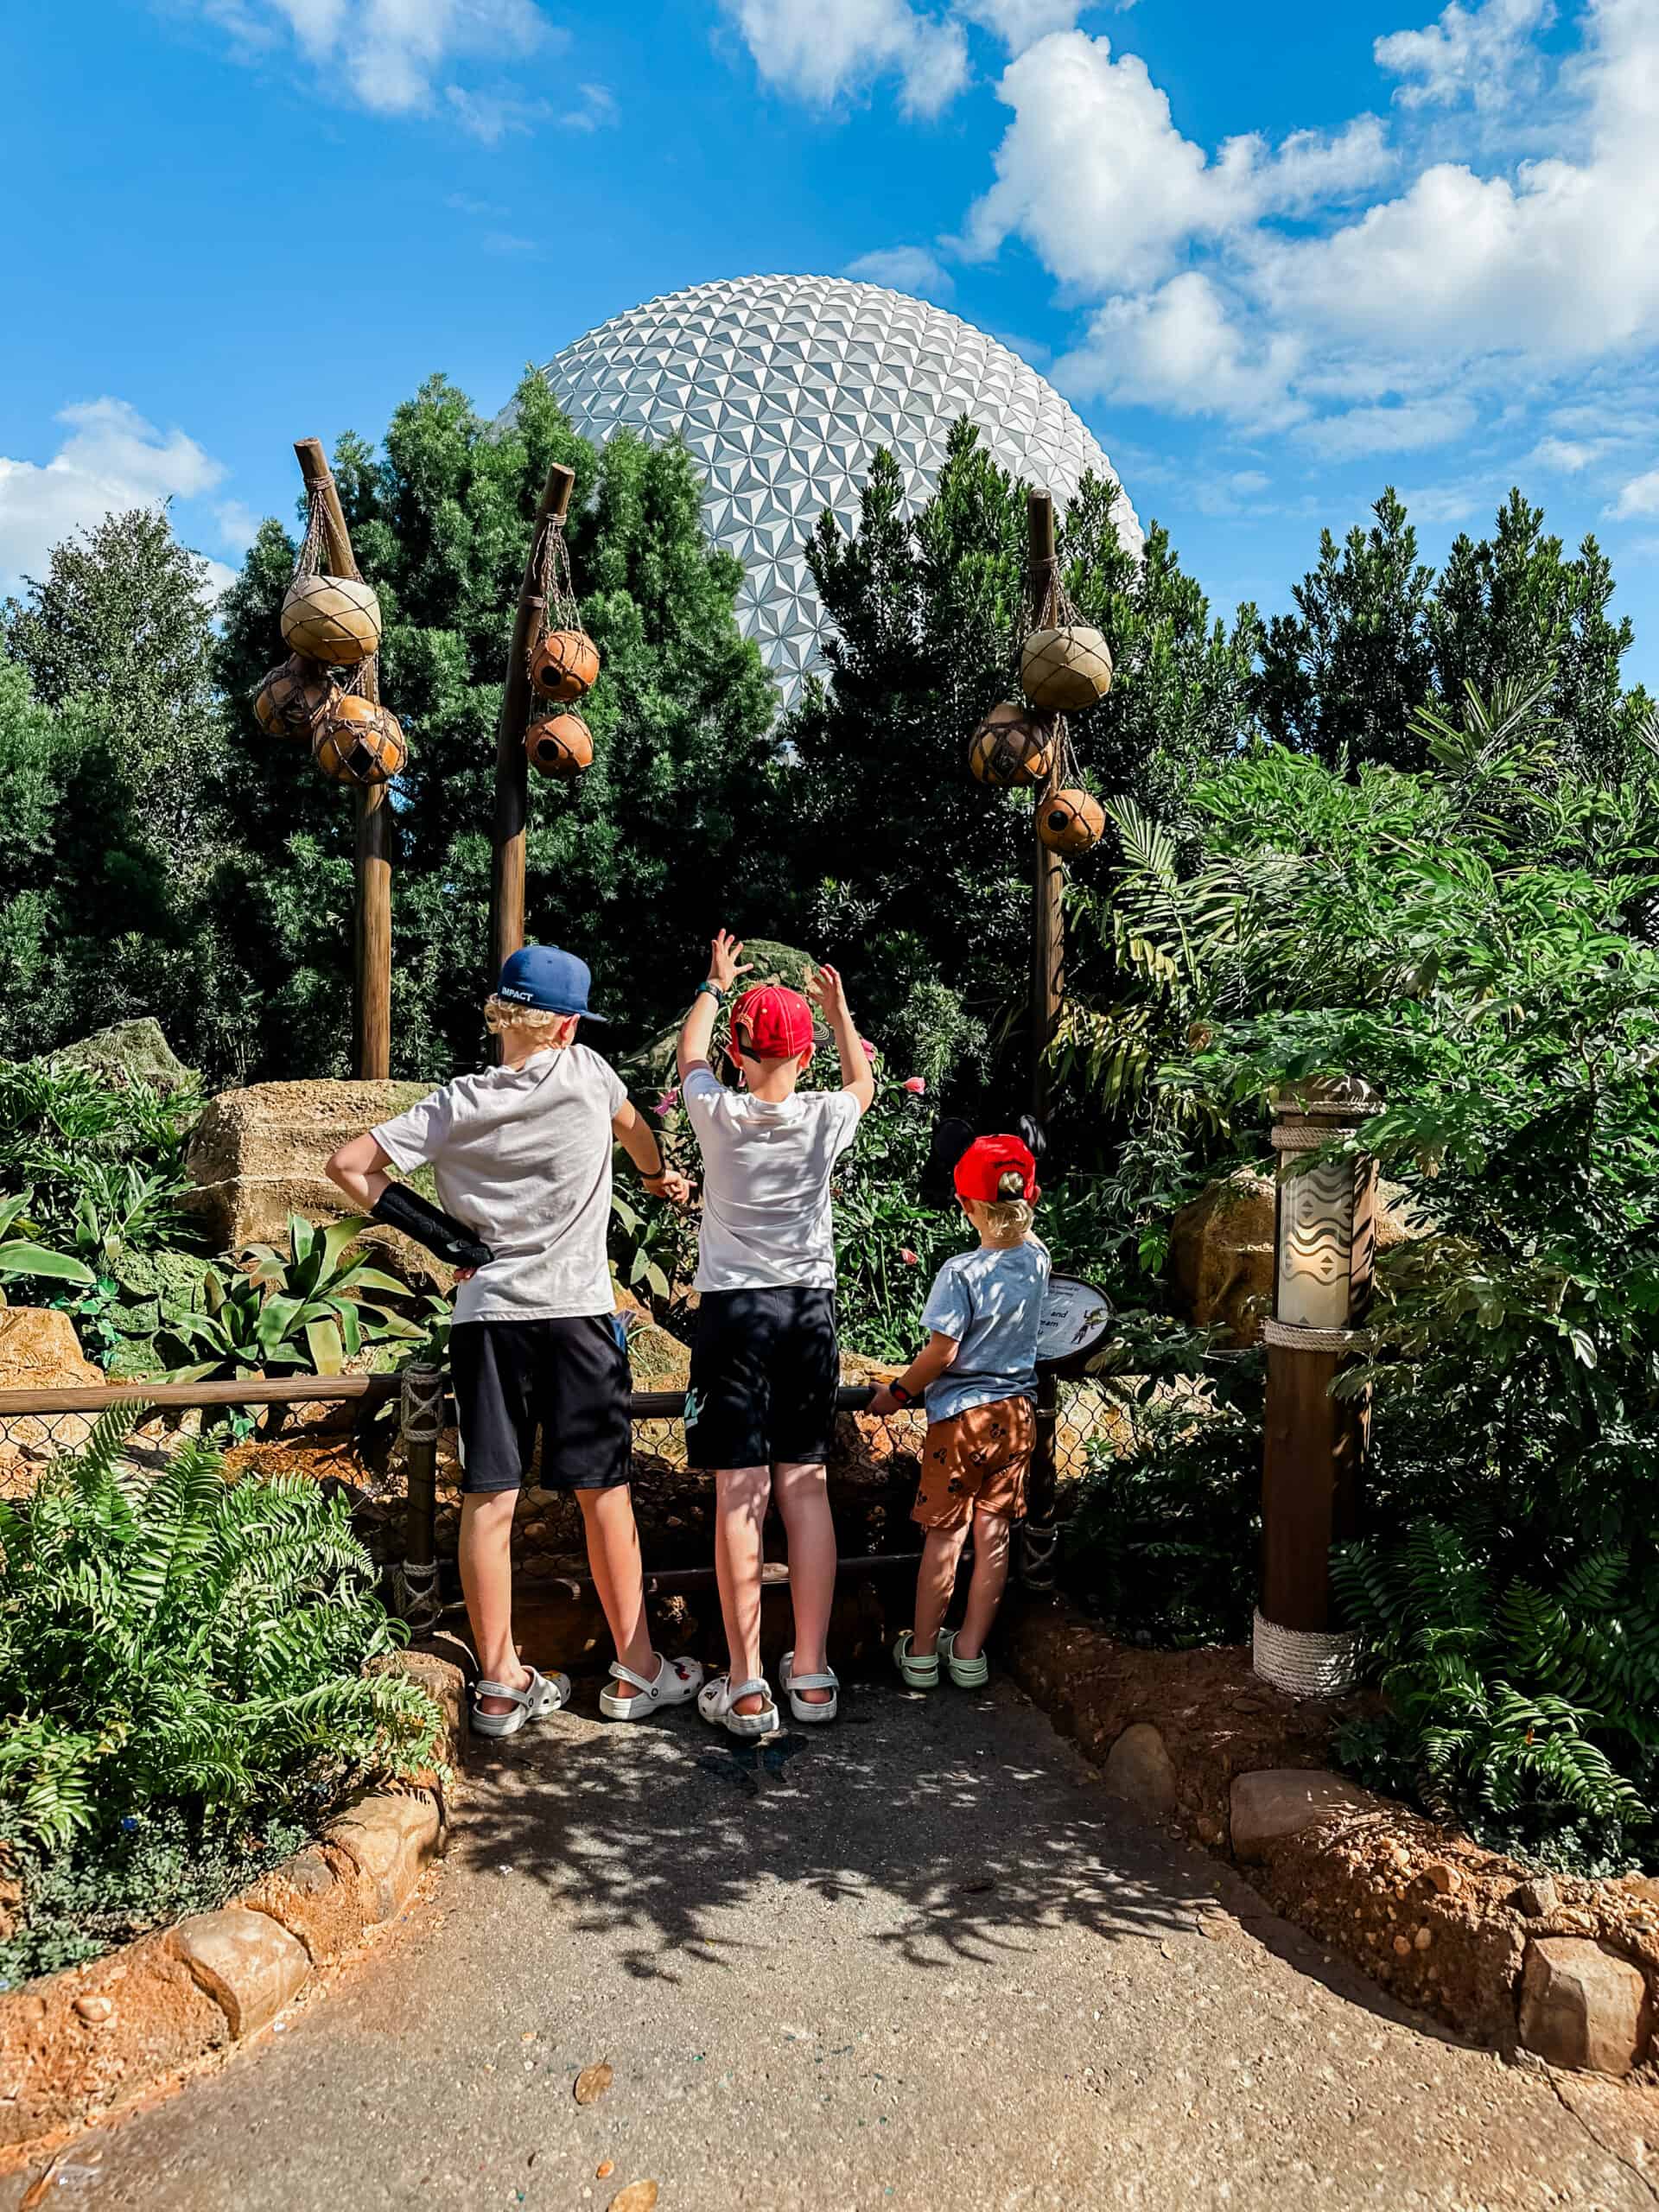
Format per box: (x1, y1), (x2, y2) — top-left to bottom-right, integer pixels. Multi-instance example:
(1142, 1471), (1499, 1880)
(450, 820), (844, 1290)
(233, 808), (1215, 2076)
(920, 1240), (1051, 1424)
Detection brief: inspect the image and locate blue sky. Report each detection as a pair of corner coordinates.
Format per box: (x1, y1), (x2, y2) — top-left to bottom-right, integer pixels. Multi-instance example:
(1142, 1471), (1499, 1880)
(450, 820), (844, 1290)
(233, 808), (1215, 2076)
(3, 0), (1657, 688)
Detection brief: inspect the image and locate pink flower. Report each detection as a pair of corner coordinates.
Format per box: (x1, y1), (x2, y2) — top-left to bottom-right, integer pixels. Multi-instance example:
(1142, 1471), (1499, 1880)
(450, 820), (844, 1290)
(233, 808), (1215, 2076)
(900, 1248), (919, 1266)
(653, 1088), (680, 1116)
(861, 1038), (879, 1062)
(903, 1076), (926, 1096)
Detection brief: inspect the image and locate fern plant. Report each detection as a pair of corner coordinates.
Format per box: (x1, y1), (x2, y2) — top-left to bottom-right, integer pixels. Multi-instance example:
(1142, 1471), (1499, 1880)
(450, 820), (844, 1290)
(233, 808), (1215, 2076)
(0, 1408), (444, 1857)
(1332, 1521), (1659, 1867)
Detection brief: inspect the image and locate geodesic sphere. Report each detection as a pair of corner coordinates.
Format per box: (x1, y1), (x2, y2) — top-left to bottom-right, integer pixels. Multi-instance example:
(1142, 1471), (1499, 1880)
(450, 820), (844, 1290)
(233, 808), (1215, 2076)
(969, 702), (1055, 788)
(1037, 787), (1106, 855)
(1022, 625), (1114, 714)
(254, 653), (338, 741)
(525, 710), (593, 780)
(312, 696), (407, 786)
(530, 628), (600, 702)
(281, 572), (383, 667)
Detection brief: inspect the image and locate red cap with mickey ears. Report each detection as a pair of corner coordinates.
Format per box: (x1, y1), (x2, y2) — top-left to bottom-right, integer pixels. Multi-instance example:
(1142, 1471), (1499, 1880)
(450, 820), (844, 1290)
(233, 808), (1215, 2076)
(954, 1133), (1040, 1205)
(730, 984), (816, 1062)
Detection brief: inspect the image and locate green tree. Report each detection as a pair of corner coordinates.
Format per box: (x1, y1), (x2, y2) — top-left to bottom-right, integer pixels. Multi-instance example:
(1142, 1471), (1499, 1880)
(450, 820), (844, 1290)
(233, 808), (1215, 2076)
(1255, 488), (1437, 772)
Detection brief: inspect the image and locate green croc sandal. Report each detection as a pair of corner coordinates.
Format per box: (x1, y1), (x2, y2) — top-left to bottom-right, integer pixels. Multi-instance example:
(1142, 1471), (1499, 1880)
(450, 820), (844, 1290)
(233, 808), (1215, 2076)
(893, 1630), (939, 1689)
(940, 1630), (989, 1689)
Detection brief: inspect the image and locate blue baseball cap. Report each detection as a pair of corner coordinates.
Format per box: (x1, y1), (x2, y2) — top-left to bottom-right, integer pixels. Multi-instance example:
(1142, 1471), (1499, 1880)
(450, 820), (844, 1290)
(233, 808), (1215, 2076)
(495, 944), (608, 1023)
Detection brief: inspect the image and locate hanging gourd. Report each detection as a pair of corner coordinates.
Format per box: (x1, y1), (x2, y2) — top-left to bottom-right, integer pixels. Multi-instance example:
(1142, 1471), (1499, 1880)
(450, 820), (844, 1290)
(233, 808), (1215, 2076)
(530, 627), (601, 703)
(1021, 624), (1113, 714)
(313, 695), (407, 787)
(525, 709), (593, 780)
(254, 653), (339, 741)
(281, 572), (383, 668)
(1036, 786), (1105, 855)
(969, 702), (1055, 788)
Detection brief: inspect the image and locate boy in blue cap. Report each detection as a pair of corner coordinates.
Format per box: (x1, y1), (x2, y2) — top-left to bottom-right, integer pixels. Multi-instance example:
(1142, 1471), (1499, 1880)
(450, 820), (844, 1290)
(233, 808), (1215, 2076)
(327, 944), (702, 1736)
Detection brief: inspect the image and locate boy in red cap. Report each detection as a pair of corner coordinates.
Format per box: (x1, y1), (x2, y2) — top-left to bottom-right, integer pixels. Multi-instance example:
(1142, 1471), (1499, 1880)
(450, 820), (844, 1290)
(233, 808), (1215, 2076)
(869, 1135), (1050, 1691)
(676, 930), (874, 1735)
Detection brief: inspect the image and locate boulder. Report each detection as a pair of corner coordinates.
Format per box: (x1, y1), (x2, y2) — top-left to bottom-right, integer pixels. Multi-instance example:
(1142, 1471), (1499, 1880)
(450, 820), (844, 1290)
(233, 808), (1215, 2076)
(1230, 1768), (1383, 1861)
(1169, 1170), (1425, 1345)
(1103, 1722), (1179, 1818)
(183, 1079), (440, 1278)
(0, 1307), (104, 1483)
(50, 1018), (194, 1094)
(1518, 1939), (1651, 2075)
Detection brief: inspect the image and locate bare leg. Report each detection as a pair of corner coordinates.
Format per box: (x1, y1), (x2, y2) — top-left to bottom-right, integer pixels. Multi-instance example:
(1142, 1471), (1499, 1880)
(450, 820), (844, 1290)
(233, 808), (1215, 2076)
(912, 1523), (969, 1657)
(577, 1484), (655, 1697)
(953, 1509), (1013, 1660)
(459, 1490), (524, 1716)
(772, 1459), (836, 1703)
(715, 1465), (771, 1715)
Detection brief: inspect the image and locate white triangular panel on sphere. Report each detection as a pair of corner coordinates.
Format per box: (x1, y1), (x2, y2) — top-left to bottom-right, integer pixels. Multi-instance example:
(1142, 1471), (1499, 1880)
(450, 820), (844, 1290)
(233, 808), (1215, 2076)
(524, 274), (1142, 709)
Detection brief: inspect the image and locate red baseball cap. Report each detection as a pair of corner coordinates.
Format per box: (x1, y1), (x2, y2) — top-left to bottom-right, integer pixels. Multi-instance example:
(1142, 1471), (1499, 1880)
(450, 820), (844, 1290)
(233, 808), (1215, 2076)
(954, 1133), (1039, 1205)
(730, 984), (816, 1063)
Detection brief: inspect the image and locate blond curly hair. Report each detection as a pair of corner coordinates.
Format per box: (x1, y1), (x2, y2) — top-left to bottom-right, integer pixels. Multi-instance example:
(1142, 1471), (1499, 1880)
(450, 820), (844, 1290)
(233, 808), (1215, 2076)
(965, 1166), (1036, 1244)
(482, 995), (577, 1039)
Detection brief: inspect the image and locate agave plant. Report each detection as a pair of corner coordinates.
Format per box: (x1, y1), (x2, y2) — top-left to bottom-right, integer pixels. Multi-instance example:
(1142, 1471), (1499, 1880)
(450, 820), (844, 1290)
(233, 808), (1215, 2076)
(0, 1193), (94, 1306)
(164, 1213), (425, 1379)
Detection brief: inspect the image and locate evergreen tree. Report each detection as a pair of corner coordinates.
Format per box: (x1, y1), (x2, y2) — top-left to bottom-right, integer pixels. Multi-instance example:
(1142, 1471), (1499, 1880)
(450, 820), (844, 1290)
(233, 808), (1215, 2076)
(1255, 488), (1437, 772)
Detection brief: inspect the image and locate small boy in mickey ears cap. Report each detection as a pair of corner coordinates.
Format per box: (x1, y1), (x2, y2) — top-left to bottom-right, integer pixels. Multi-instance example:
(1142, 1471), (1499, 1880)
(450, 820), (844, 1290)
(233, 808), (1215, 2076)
(869, 1134), (1050, 1694)
(327, 944), (702, 1737)
(676, 931), (874, 1736)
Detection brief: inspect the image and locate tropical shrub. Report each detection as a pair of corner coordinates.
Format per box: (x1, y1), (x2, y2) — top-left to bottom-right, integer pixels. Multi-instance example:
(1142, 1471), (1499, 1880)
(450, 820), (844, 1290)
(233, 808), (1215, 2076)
(0, 1193), (92, 1302)
(0, 1409), (445, 1866)
(162, 1214), (427, 1380)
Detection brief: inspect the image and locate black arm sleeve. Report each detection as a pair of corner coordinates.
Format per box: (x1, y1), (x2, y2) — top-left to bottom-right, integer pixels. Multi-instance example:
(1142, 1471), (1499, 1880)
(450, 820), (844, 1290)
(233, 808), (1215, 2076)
(370, 1181), (495, 1271)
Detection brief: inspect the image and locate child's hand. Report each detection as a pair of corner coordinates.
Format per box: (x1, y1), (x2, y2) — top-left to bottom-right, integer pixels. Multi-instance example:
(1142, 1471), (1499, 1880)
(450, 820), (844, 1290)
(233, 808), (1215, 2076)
(805, 962), (849, 1020)
(647, 1167), (694, 1206)
(867, 1384), (901, 1416)
(707, 931), (753, 993)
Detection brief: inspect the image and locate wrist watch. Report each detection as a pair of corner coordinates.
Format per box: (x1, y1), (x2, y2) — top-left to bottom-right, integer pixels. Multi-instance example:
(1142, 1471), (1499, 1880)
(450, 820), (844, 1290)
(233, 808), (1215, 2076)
(696, 981), (726, 1005)
(888, 1379), (916, 1408)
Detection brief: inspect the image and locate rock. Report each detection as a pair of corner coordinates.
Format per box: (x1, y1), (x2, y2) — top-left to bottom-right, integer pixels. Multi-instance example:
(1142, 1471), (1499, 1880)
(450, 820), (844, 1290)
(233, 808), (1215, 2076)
(72, 1995), (113, 2025)
(51, 1018), (194, 1094)
(1511, 1875), (1560, 1918)
(1103, 1723), (1179, 1818)
(183, 1080), (440, 1279)
(328, 1792), (443, 1923)
(1168, 1169), (1423, 1346)
(171, 1906), (311, 2038)
(1230, 1770), (1382, 1863)
(0, 1308), (105, 1480)
(1422, 1861), (1462, 1896)
(1517, 1939), (1651, 2075)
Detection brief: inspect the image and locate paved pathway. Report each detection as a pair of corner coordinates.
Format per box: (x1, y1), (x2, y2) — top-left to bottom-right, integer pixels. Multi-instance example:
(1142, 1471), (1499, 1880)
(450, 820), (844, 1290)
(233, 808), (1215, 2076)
(10, 1682), (1656, 2212)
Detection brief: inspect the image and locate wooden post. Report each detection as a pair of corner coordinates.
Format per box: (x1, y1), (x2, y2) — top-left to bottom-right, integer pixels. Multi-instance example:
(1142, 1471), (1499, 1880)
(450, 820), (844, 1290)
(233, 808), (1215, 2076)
(489, 461), (578, 982)
(1254, 1077), (1380, 1696)
(293, 437), (391, 1081)
(396, 1362), (443, 1637)
(1027, 488), (1064, 1120)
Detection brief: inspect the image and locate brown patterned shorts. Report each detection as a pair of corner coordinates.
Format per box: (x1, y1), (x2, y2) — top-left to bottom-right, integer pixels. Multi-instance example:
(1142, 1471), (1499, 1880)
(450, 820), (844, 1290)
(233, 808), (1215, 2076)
(912, 1395), (1035, 1531)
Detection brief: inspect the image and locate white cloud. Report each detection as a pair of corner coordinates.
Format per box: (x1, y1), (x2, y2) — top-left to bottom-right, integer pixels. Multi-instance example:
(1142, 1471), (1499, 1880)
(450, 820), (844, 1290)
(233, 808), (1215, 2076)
(844, 245), (956, 300)
(720, 0), (968, 115)
(567, 81), (618, 130)
(1527, 435), (1599, 472)
(1375, 0), (1554, 112)
(0, 400), (226, 590)
(1611, 469), (1659, 518)
(956, 0), (1089, 48)
(1052, 273), (1309, 428)
(198, 0), (554, 122)
(1298, 397), (1476, 459)
(214, 500), (260, 553)
(961, 32), (1390, 295)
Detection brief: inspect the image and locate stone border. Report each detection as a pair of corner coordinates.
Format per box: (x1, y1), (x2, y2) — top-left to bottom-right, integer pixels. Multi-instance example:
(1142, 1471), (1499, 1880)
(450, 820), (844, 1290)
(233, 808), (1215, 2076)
(0, 1649), (464, 2160)
(1006, 1605), (1659, 2080)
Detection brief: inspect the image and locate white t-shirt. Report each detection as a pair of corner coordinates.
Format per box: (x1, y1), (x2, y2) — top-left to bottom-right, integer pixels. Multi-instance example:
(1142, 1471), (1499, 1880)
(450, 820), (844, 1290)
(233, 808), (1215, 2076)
(372, 1044), (626, 1325)
(681, 1065), (863, 1293)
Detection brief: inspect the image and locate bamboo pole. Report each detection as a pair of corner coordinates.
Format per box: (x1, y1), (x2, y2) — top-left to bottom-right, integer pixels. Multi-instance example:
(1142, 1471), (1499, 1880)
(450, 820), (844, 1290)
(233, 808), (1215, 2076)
(1027, 488), (1064, 1122)
(489, 461), (578, 987)
(293, 438), (391, 1081)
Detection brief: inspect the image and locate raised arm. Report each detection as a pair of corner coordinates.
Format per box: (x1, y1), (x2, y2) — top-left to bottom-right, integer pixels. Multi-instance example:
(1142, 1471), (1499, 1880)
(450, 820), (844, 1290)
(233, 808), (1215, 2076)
(805, 962), (874, 1114)
(677, 929), (753, 1081)
(612, 1097), (691, 1205)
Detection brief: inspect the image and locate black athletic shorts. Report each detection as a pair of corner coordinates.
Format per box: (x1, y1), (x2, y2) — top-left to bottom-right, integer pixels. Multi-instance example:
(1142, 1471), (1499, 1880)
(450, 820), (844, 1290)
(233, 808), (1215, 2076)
(449, 1315), (632, 1496)
(684, 1287), (839, 1471)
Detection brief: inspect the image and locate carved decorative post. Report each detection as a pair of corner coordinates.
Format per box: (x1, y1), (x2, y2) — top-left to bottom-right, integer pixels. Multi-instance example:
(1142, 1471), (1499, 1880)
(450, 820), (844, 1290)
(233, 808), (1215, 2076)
(394, 1362), (443, 1638)
(1254, 1077), (1380, 1697)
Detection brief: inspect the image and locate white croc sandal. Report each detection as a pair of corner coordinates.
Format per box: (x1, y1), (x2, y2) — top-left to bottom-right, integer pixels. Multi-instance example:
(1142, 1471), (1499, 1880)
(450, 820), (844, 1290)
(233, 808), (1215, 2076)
(600, 1653), (704, 1720)
(697, 1673), (782, 1738)
(779, 1649), (839, 1724)
(893, 1630), (940, 1690)
(469, 1665), (571, 1738)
